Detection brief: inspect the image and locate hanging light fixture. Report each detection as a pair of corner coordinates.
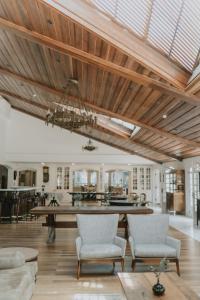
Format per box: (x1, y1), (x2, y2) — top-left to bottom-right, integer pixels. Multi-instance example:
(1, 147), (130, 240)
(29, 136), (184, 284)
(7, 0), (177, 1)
(82, 139), (98, 152)
(45, 79), (97, 130)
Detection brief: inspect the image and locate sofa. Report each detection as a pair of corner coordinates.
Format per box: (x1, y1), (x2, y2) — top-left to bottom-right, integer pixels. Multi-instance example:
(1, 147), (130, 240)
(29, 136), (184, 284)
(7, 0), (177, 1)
(0, 251), (38, 300)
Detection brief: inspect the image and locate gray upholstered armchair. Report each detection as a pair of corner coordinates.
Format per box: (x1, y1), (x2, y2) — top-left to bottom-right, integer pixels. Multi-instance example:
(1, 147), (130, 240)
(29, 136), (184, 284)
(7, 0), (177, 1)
(127, 214), (181, 275)
(76, 214), (126, 279)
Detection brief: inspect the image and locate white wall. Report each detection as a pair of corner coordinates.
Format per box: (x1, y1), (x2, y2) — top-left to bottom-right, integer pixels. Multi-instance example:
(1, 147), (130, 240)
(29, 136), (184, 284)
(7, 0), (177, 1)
(5, 109), (155, 165)
(1, 104), (199, 219)
(0, 98), (11, 163)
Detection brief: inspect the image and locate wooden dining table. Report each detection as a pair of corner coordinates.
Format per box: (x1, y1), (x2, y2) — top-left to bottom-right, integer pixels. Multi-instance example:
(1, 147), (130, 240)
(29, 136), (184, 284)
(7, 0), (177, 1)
(31, 206), (153, 243)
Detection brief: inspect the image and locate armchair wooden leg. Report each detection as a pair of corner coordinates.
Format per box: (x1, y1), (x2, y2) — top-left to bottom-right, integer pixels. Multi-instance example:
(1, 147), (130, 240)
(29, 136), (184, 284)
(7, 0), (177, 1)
(77, 260), (81, 279)
(176, 259), (180, 276)
(121, 258), (125, 272)
(132, 259), (136, 271)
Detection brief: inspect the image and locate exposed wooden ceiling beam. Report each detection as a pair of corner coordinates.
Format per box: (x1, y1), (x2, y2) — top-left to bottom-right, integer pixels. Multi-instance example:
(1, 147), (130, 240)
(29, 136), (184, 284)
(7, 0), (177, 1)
(0, 17), (199, 106)
(95, 124), (181, 161)
(76, 130), (162, 164)
(1, 67), (200, 149)
(0, 90), (47, 110)
(1, 89), (180, 161)
(11, 105), (161, 164)
(43, 0), (189, 88)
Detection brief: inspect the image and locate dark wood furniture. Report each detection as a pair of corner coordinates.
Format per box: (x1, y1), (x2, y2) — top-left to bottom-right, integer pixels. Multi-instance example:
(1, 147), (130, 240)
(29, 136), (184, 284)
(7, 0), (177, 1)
(166, 192), (185, 214)
(69, 192), (113, 206)
(118, 272), (200, 300)
(0, 187), (38, 223)
(31, 206), (153, 243)
(0, 165), (8, 188)
(109, 200), (134, 206)
(166, 169), (185, 214)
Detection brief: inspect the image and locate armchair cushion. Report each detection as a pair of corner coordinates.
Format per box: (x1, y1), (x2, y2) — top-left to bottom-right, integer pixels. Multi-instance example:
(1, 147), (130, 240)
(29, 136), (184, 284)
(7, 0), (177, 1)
(134, 243), (177, 258)
(76, 214), (119, 245)
(0, 270), (34, 300)
(80, 243), (122, 259)
(127, 214), (169, 244)
(0, 251), (25, 270)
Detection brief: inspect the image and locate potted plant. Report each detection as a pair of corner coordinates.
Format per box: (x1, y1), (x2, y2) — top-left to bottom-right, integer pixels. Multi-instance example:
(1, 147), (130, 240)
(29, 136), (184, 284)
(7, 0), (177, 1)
(149, 258), (169, 296)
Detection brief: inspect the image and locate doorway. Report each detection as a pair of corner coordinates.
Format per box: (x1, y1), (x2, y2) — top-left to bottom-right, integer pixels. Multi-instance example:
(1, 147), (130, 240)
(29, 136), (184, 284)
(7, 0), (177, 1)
(0, 165), (8, 188)
(18, 170), (36, 187)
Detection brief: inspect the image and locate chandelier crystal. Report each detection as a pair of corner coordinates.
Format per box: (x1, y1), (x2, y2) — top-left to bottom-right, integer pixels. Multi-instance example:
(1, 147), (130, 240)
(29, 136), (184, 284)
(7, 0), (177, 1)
(45, 79), (97, 130)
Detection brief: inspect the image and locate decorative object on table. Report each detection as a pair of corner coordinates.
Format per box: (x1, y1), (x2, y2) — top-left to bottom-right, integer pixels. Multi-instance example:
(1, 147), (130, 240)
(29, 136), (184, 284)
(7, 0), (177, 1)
(131, 193), (139, 201)
(45, 79), (97, 131)
(43, 166), (49, 183)
(48, 196), (60, 207)
(82, 139), (98, 151)
(150, 258), (169, 296)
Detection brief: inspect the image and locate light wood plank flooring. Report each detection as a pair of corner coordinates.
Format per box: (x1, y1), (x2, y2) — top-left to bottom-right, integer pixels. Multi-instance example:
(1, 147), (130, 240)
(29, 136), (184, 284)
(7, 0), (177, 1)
(0, 217), (200, 299)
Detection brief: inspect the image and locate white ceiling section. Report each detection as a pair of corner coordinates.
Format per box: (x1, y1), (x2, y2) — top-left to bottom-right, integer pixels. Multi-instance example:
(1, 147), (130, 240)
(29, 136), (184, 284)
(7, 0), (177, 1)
(90, 0), (200, 72)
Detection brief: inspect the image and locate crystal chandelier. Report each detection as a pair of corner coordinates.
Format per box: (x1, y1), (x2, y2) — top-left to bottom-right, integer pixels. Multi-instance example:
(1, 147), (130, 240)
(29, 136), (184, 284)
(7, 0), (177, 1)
(82, 139), (98, 151)
(45, 79), (97, 130)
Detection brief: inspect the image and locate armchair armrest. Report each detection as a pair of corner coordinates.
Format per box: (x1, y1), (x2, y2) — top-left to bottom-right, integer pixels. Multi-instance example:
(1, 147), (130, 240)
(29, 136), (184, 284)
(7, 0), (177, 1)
(114, 236), (126, 257)
(75, 237), (82, 260)
(128, 236), (135, 259)
(166, 236), (181, 258)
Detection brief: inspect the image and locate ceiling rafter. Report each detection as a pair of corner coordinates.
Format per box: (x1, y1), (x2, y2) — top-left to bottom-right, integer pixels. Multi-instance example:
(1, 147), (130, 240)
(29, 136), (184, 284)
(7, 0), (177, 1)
(11, 105), (162, 164)
(76, 129), (163, 164)
(0, 67), (200, 149)
(43, 0), (189, 88)
(95, 123), (181, 161)
(0, 89), (181, 161)
(0, 17), (200, 106)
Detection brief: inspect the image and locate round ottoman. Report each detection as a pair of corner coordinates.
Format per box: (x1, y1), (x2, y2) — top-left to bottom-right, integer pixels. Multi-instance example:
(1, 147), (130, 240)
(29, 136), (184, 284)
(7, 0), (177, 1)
(0, 247), (39, 262)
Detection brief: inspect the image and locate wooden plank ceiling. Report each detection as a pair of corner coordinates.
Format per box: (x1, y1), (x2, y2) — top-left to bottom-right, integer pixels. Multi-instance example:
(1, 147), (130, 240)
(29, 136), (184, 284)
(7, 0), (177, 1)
(0, 0), (200, 163)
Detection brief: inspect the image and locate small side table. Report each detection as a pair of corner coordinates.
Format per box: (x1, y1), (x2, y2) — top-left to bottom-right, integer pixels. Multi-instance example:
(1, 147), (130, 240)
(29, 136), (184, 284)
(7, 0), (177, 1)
(0, 247), (39, 262)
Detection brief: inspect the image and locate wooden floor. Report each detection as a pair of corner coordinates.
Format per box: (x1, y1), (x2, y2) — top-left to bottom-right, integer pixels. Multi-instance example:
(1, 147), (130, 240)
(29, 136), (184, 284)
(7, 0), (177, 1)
(0, 216), (200, 299)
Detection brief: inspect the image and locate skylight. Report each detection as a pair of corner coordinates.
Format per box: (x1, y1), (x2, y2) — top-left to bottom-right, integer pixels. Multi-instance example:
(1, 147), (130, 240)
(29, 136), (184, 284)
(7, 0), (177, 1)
(111, 118), (140, 134)
(91, 0), (200, 72)
(97, 114), (141, 136)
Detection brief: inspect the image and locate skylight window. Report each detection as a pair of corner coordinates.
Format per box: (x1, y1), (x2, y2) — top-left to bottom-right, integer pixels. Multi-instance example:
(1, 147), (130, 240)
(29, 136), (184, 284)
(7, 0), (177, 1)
(111, 118), (141, 135)
(91, 0), (200, 72)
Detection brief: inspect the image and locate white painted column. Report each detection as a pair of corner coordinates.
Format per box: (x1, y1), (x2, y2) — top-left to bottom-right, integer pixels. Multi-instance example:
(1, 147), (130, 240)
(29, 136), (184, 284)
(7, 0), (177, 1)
(0, 98), (10, 164)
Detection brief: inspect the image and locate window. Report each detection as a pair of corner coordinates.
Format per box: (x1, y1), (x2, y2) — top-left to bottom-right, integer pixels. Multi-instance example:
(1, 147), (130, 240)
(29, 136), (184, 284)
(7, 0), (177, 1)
(57, 167), (62, 189)
(133, 167), (138, 190)
(64, 167), (70, 190)
(91, 0), (200, 71)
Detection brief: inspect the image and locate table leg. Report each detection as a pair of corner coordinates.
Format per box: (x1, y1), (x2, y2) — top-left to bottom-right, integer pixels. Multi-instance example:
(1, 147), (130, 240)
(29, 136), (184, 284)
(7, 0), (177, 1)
(72, 195), (75, 207)
(121, 214), (128, 239)
(47, 214), (56, 244)
(124, 219), (128, 239)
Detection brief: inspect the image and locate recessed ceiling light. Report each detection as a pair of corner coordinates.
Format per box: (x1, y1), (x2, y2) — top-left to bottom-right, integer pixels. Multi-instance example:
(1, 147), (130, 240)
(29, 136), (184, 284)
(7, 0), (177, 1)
(162, 114), (167, 119)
